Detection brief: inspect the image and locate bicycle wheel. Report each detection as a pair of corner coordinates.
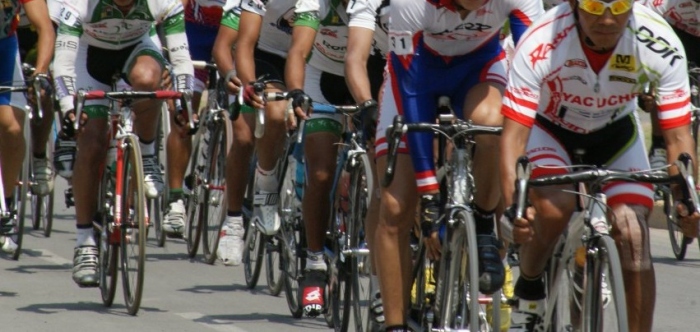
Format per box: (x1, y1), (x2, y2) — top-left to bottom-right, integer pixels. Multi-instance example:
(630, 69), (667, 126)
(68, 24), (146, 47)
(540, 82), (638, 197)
(185, 128), (206, 258)
(436, 211), (484, 331)
(281, 219), (305, 318)
(663, 187), (690, 260)
(329, 212), (351, 331)
(8, 134), (30, 260)
(30, 140), (55, 237)
(202, 118), (233, 264)
(344, 154), (373, 332)
(582, 235), (629, 332)
(98, 170), (118, 307)
(149, 196), (165, 247)
(265, 235), (285, 296)
(243, 222), (266, 288)
(118, 135), (147, 315)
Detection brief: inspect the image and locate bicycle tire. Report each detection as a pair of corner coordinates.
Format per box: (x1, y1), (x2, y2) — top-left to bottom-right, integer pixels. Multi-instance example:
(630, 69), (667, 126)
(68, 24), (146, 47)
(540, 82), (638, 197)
(344, 154), (373, 332)
(202, 118), (233, 264)
(663, 187), (690, 260)
(265, 235), (285, 296)
(436, 210), (483, 330)
(149, 107), (167, 247)
(582, 235), (629, 332)
(281, 221), (305, 319)
(118, 135), (147, 316)
(185, 128), (206, 258)
(243, 222), (266, 288)
(30, 150), (55, 237)
(9, 135), (30, 260)
(150, 196), (165, 247)
(329, 213), (351, 331)
(98, 170), (118, 307)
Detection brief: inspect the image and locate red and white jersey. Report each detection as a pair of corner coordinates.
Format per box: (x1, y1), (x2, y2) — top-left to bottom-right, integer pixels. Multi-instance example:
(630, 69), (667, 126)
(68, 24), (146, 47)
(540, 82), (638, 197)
(185, 0), (227, 27)
(503, 3), (690, 134)
(640, 0), (700, 37)
(389, 0), (543, 58)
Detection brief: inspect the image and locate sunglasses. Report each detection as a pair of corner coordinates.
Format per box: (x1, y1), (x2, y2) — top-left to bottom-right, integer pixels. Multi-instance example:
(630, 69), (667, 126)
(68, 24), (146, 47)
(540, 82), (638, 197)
(579, 0), (633, 15)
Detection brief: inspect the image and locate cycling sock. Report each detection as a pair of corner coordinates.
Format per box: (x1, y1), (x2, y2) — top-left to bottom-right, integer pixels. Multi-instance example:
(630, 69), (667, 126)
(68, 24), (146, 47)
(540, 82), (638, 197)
(76, 226), (96, 247)
(255, 164), (278, 193)
(370, 274), (379, 295)
(139, 139), (155, 156)
(224, 215), (243, 228)
(168, 188), (184, 203)
(514, 273), (546, 300)
(385, 325), (409, 332)
(33, 152), (47, 159)
(306, 250), (326, 271)
(473, 205), (496, 235)
(227, 210), (242, 217)
(650, 135), (665, 150)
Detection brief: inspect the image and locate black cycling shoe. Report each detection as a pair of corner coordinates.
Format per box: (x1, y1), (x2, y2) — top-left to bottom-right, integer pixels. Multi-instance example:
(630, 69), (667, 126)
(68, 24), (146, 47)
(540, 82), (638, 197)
(477, 233), (505, 294)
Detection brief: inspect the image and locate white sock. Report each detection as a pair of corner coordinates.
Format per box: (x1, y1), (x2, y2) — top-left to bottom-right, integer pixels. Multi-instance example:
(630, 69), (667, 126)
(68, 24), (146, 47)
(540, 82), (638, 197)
(224, 215), (243, 228)
(255, 164), (278, 193)
(76, 227), (96, 247)
(306, 250), (326, 271)
(140, 141), (155, 156)
(370, 274), (380, 295)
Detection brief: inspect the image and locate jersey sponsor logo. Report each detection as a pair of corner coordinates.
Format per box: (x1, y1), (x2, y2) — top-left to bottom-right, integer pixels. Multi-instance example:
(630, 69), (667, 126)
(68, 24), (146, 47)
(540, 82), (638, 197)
(432, 22), (493, 39)
(319, 28), (338, 38)
(512, 87), (538, 99)
(636, 26), (684, 66)
(564, 59), (587, 68)
(554, 91), (639, 108)
(609, 75), (636, 84)
(529, 24), (576, 67)
(475, 8), (494, 17)
(609, 54), (636, 72)
(661, 88), (688, 101)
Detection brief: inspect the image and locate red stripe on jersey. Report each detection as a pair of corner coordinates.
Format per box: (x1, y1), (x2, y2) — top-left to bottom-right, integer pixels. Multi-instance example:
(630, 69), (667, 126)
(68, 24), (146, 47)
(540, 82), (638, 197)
(480, 51), (506, 83)
(658, 97), (690, 112)
(607, 193), (653, 211)
(510, 9), (532, 26)
(502, 105), (535, 127)
(659, 113), (691, 130)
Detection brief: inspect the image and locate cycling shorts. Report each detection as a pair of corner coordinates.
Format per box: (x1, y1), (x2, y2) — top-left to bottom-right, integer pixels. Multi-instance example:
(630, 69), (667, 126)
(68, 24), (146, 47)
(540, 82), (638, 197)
(0, 35), (26, 110)
(376, 36), (507, 192)
(304, 65), (353, 137)
(527, 113), (654, 210)
(186, 21), (219, 93)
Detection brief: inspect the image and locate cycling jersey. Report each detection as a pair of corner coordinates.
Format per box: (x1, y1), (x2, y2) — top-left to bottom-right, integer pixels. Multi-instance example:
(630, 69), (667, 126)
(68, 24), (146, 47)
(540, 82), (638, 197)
(376, 0), (543, 192)
(503, 3), (690, 134)
(185, 0), (230, 92)
(346, 0), (388, 57)
(186, 0), (225, 27)
(640, 0), (700, 37)
(53, 0), (193, 112)
(1, 0), (31, 39)
(240, 0), (321, 59)
(48, 0), (62, 24)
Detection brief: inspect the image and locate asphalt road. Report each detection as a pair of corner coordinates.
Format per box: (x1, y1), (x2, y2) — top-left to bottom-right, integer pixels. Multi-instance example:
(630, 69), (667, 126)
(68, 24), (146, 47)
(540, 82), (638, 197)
(1, 177), (700, 332)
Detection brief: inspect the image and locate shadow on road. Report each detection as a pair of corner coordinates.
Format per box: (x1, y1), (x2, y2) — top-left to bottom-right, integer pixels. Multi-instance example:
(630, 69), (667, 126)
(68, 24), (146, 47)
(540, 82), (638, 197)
(16, 301), (167, 315)
(192, 313), (328, 330)
(6, 264), (70, 274)
(652, 256), (700, 267)
(178, 283), (261, 295)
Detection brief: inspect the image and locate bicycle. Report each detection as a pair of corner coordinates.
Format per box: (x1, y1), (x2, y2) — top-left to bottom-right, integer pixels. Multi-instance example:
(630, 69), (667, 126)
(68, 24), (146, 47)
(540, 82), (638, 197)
(383, 99), (503, 332)
(663, 64), (700, 260)
(0, 75), (46, 260)
(74, 88), (190, 315)
(22, 64), (55, 239)
(508, 152), (700, 331)
(182, 61), (231, 264)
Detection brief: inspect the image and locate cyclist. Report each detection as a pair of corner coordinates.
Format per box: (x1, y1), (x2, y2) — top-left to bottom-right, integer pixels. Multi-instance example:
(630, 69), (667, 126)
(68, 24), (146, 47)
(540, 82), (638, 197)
(344, 0), (388, 325)
(53, 0), (194, 287)
(16, 2), (56, 198)
(161, 0), (232, 238)
(0, 0), (54, 254)
(374, 1), (543, 330)
(499, 1), (700, 331)
(212, 0), (319, 266)
(638, 0), (700, 173)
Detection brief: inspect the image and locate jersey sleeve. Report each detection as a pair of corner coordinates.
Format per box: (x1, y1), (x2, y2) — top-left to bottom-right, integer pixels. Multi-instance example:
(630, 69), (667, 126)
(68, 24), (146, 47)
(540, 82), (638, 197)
(293, 0), (322, 30)
(155, 0), (195, 89)
(47, 0), (64, 24)
(346, 0), (382, 31)
(53, 0), (84, 113)
(501, 36), (544, 128)
(220, 2), (241, 31)
(508, 0), (544, 46)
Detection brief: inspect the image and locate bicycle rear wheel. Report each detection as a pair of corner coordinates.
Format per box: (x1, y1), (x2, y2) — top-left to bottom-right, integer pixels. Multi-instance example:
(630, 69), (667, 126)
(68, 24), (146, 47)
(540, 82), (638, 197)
(281, 220), (305, 318)
(30, 138), (55, 237)
(118, 135), (147, 315)
(9, 135), (30, 260)
(265, 235), (284, 296)
(243, 222), (266, 288)
(582, 236), (628, 332)
(185, 129), (206, 258)
(98, 170), (118, 307)
(202, 118), (232, 264)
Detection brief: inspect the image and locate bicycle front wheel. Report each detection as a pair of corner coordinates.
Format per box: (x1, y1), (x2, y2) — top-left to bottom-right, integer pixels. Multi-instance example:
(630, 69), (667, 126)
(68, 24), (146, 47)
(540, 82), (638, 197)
(582, 235), (628, 332)
(202, 118), (232, 264)
(185, 129), (206, 258)
(663, 187), (690, 260)
(118, 135), (147, 316)
(98, 170), (118, 307)
(265, 235), (284, 296)
(9, 135), (30, 260)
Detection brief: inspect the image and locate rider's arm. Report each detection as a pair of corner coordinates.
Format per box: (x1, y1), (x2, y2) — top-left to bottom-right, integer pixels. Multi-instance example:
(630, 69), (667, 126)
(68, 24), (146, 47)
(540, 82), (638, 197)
(233, 8), (263, 88)
(53, 2), (83, 113)
(213, 5), (241, 80)
(284, 0), (322, 91)
(158, 0), (194, 91)
(345, 0), (383, 104)
(24, 0), (55, 75)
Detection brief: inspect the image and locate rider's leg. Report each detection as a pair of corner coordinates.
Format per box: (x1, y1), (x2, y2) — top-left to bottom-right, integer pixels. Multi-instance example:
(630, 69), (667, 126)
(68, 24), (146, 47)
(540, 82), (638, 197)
(0, 106), (25, 199)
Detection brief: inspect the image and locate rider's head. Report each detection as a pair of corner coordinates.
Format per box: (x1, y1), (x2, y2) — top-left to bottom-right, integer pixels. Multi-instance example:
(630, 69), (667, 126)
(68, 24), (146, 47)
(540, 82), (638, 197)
(569, 0), (633, 52)
(453, 0), (487, 11)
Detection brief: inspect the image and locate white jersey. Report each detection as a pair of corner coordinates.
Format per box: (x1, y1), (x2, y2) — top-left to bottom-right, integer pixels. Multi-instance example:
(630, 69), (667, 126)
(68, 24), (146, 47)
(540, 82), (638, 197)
(389, 0), (543, 58)
(503, 3), (690, 134)
(640, 0), (700, 37)
(47, 0), (63, 24)
(241, 0), (320, 58)
(347, 0), (389, 56)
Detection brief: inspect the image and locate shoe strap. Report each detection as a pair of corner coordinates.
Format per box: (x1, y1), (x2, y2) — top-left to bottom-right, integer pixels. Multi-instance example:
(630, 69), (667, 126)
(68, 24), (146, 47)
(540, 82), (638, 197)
(254, 192), (280, 206)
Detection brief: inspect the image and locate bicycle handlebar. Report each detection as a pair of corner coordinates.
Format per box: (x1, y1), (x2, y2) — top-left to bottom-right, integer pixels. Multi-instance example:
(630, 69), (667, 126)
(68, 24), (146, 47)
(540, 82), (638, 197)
(382, 114), (503, 187)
